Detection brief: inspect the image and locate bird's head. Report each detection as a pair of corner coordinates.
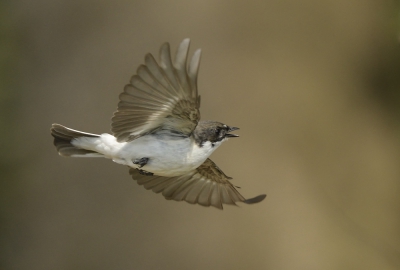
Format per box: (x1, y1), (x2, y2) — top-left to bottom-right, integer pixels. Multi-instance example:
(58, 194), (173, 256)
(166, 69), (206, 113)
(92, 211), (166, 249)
(193, 120), (239, 148)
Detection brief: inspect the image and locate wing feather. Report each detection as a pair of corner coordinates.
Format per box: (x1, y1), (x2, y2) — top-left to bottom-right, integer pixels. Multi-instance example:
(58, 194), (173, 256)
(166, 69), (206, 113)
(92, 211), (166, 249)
(184, 177), (208, 204)
(173, 39), (191, 94)
(129, 159), (266, 209)
(209, 183), (222, 209)
(197, 181), (213, 206)
(143, 55), (175, 94)
(112, 39), (201, 142)
(159, 42), (181, 92)
(188, 49), (201, 99)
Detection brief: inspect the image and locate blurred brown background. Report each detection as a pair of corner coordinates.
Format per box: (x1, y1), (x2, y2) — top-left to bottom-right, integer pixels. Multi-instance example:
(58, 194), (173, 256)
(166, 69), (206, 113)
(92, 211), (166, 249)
(1, 1), (400, 269)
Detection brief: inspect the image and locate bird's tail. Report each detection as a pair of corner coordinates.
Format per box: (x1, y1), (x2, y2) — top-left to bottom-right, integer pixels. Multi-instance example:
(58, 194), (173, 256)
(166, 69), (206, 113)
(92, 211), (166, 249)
(51, 124), (103, 157)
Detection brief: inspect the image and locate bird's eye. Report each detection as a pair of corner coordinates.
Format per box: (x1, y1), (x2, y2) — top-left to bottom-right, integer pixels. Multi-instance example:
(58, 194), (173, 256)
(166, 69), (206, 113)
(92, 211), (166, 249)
(215, 128), (220, 134)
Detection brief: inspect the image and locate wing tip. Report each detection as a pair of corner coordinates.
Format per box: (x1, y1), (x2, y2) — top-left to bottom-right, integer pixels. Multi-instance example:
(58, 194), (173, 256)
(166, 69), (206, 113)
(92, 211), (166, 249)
(181, 38), (191, 46)
(243, 194), (267, 205)
(192, 48), (202, 59)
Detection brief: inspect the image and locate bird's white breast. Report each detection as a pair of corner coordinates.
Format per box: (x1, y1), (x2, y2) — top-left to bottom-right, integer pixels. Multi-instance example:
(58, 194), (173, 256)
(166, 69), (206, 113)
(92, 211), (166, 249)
(73, 134), (221, 177)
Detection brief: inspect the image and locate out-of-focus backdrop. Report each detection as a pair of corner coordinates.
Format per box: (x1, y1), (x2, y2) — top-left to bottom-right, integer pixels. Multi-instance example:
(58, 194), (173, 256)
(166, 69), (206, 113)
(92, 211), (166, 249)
(1, 1), (400, 269)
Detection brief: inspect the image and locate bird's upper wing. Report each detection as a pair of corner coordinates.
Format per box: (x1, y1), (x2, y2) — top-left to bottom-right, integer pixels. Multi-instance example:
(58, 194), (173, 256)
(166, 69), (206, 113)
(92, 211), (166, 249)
(129, 158), (266, 209)
(112, 39), (201, 142)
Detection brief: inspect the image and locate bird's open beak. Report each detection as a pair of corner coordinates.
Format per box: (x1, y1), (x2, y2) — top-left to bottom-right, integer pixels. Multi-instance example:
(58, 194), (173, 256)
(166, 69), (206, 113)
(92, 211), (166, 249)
(226, 126), (239, 138)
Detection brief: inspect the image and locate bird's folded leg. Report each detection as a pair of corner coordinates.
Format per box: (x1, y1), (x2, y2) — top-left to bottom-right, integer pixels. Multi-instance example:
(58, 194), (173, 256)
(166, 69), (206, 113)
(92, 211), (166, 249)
(133, 157), (149, 168)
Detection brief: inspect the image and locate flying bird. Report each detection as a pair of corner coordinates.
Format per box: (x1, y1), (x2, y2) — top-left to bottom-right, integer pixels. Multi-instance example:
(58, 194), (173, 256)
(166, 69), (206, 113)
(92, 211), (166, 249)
(51, 39), (266, 209)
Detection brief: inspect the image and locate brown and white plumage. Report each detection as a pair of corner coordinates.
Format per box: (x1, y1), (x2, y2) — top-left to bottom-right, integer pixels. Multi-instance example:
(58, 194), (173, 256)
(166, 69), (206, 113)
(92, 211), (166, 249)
(51, 39), (266, 209)
(112, 39), (201, 142)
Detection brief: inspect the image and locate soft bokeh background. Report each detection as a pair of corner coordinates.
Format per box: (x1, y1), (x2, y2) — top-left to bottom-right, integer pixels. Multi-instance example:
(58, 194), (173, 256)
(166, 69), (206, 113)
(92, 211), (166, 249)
(2, 1), (400, 269)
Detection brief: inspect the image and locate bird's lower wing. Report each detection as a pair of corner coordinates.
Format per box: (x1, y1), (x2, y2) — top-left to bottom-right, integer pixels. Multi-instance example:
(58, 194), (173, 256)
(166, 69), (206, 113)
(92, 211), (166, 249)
(129, 158), (266, 209)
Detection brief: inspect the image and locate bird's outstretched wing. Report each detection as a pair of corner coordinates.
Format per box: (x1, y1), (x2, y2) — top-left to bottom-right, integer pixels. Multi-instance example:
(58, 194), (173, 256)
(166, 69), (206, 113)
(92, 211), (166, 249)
(129, 159), (266, 209)
(112, 39), (201, 142)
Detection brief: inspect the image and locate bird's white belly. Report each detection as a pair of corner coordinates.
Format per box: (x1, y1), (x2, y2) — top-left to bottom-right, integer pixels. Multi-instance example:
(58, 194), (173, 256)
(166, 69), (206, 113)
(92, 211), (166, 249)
(72, 133), (217, 177)
(122, 136), (197, 176)
(115, 135), (212, 177)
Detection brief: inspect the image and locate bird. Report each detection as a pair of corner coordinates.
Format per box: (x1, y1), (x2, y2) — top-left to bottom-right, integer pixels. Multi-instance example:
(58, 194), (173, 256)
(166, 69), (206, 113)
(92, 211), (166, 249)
(50, 39), (266, 209)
